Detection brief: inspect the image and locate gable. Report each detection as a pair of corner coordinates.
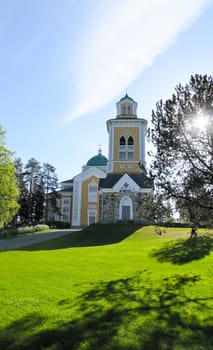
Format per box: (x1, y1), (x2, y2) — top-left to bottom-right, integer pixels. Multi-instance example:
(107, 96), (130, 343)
(74, 166), (106, 183)
(113, 173), (140, 192)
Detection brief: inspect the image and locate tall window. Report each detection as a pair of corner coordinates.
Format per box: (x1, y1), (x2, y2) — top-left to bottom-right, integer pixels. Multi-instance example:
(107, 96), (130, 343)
(120, 136), (126, 145)
(88, 210), (97, 225)
(127, 136), (134, 160)
(119, 136), (126, 160)
(121, 104), (132, 115)
(62, 198), (70, 222)
(88, 182), (98, 202)
(119, 136), (134, 160)
(122, 106), (126, 114)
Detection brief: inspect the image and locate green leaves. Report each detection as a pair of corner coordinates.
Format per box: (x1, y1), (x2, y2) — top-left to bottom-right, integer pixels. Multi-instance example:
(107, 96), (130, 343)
(0, 130), (19, 227)
(151, 74), (213, 226)
(14, 158), (59, 225)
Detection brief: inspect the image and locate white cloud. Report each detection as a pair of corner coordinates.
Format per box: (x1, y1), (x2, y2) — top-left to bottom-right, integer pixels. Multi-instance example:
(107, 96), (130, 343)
(65, 0), (211, 122)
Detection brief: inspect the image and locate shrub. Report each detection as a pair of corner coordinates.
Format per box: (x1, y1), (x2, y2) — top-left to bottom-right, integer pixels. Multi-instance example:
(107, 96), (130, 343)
(34, 224), (49, 232)
(163, 222), (191, 228)
(47, 221), (70, 229)
(0, 224), (50, 239)
(17, 226), (36, 234)
(17, 225), (50, 234)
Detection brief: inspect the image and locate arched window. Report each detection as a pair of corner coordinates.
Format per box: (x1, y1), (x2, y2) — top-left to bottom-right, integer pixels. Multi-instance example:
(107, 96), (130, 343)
(122, 106), (126, 114)
(119, 136), (134, 161)
(119, 136), (126, 160)
(127, 136), (134, 160)
(120, 136), (126, 145)
(128, 136), (134, 145)
(127, 106), (131, 114)
(119, 196), (133, 220)
(88, 182), (98, 202)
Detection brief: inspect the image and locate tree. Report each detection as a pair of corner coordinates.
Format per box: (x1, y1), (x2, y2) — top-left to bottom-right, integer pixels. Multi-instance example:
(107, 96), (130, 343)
(150, 74), (213, 229)
(24, 158), (43, 224)
(143, 193), (172, 227)
(14, 158), (28, 224)
(42, 163), (59, 223)
(0, 126), (19, 227)
(14, 158), (59, 225)
(32, 178), (45, 223)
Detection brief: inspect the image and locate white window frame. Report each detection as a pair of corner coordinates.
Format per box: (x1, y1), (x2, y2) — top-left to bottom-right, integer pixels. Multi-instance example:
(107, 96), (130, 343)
(88, 182), (98, 202)
(88, 210), (97, 225)
(62, 198), (70, 221)
(119, 136), (135, 161)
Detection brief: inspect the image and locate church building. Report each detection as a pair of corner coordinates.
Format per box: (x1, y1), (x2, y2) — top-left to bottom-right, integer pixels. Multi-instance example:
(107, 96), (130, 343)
(49, 95), (153, 227)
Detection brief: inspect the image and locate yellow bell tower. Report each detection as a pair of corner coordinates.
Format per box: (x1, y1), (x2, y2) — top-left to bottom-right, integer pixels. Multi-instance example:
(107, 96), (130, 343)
(107, 94), (147, 174)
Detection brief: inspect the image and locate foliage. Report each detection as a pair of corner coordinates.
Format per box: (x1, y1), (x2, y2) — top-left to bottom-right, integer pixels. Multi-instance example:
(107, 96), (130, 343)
(142, 193), (172, 225)
(0, 126), (19, 227)
(24, 158), (44, 224)
(0, 225), (213, 349)
(14, 158), (59, 225)
(150, 74), (213, 227)
(16, 224), (49, 234)
(0, 224), (50, 239)
(14, 158), (28, 224)
(34, 224), (49, 232)
(42, 163), (59, 223)
(47, 220), (71, 229)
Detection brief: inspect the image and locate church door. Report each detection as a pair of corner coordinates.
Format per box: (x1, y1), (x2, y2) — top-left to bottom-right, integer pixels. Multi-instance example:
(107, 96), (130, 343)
(119, 196), (133, 221)
(122, 205), (130, 220)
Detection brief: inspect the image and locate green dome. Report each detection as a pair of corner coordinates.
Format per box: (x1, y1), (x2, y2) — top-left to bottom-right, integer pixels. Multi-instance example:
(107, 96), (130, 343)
(86, 149), (108, 166)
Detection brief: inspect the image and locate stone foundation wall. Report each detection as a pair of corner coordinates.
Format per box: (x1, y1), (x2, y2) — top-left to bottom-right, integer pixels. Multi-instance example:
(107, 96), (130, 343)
(99, 191), (152, 223)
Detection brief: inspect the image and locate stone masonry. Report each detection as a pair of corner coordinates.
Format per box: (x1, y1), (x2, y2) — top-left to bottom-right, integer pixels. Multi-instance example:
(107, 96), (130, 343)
(99, 191), (152, 224)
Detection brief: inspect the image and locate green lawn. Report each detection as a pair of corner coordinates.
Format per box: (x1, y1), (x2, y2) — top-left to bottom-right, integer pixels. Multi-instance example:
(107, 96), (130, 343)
(0, 225), (213, 350)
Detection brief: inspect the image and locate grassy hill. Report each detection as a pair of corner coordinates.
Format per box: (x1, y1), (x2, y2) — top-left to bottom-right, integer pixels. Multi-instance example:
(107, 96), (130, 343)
(0, 225), (213, 350)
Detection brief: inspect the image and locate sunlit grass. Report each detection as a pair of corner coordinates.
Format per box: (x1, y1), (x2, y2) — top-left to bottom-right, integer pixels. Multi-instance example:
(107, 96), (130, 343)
(0, 225), (213, 349)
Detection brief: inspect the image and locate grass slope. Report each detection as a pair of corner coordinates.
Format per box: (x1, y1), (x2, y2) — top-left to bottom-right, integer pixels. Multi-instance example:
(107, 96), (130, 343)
(0, 225), (213, 350)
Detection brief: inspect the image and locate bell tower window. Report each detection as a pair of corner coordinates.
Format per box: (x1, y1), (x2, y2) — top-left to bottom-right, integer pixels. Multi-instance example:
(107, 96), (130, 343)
(119, 136), (126, 160)
(119, 136), (134, 161)
(127, 136), (134, 160)
(121, 104), (132, 115)
(128, 136), (134, 145)
(120, 136), (126, 146)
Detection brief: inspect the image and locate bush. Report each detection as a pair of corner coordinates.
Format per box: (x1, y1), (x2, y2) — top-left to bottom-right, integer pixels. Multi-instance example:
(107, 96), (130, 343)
(0, 224), (49, 239)
(47, 221), (70, 229)
(163, 222), (191, 228)
(17, 226), (36, 234)
(17, 225), (50, 234)
(34, 224), (49, 232)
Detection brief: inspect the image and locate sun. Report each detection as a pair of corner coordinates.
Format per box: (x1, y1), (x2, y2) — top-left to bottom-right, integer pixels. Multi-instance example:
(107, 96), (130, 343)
(193, 112), (208, 131)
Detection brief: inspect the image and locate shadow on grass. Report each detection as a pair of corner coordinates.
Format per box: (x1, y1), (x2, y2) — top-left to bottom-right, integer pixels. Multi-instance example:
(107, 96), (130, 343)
(151, 235), (213, 264)
(1, 272), (213, 350)
(20, 224), (142, 251)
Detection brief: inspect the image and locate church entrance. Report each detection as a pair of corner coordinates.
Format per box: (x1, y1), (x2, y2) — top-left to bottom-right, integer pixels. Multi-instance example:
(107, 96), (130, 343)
(119, 196), (133, 221)
(122, 205), (130, 220)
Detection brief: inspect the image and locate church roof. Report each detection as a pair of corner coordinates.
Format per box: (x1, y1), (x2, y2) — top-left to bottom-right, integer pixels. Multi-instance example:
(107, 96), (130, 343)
(99, 173), (153, 189)
(86, 149), (108, 166)
(119, 93), (135, 102)
(61, 179), (73, 183)
(59, 188), (73, 193)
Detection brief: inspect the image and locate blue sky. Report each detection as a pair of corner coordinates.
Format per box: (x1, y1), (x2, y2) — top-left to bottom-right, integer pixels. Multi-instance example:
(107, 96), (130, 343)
(1, 0), (213, 182)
